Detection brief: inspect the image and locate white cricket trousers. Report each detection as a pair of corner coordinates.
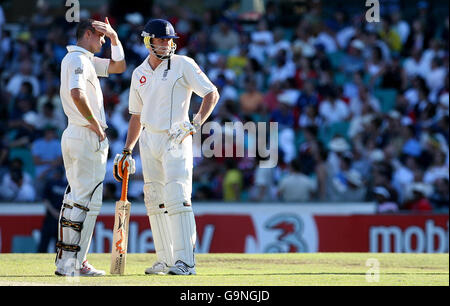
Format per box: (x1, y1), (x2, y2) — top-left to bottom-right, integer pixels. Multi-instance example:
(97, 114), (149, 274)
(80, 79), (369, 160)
(56, 124), (108, 272)
(139, 127), (197, 267)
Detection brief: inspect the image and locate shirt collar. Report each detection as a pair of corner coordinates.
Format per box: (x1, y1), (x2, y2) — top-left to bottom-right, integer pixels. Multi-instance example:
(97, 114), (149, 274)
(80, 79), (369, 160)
(144, 55), (167, 72)
(66, 45), (94, 60)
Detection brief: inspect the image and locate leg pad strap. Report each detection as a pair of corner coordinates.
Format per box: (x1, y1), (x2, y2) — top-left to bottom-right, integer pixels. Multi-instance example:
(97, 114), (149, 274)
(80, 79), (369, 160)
(60, 217), (83, 232)
(56, 241), (80, 252)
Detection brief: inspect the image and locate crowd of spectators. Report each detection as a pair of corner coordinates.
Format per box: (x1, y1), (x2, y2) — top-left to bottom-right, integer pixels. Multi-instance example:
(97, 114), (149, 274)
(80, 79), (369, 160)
(0, 1), (448, 213)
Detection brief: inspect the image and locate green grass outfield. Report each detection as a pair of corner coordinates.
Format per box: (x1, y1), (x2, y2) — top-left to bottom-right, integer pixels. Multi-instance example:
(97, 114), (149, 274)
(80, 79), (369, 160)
(0, 253), (448, 286)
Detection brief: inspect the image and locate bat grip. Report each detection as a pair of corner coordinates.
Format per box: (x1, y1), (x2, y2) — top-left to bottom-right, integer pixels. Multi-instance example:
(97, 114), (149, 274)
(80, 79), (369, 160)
(120, 163), (129, 202)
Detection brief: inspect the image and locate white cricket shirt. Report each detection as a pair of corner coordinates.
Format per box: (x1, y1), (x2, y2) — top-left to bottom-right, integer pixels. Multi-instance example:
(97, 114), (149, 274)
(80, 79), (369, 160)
(129, 54), (216, 131)
(60, 45), (110, 129)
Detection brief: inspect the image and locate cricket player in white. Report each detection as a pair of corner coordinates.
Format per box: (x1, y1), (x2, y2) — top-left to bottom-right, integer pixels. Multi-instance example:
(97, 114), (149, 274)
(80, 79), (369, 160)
(56, 18), (126, 276)
(113, 19), (219, 275)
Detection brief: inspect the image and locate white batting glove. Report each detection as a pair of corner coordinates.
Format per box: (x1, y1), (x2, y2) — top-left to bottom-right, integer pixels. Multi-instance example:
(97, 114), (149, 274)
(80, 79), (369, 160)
(168, 121), (197, 145)
(113, 149), (136, 182)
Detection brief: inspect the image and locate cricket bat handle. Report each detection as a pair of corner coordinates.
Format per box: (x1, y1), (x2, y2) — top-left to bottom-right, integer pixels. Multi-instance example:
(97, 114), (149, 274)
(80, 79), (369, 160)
(120, 163), (129, 202)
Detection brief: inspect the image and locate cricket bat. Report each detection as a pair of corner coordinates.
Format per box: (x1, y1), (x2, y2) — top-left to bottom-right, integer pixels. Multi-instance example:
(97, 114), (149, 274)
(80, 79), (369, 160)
(110, 166), (131, 275)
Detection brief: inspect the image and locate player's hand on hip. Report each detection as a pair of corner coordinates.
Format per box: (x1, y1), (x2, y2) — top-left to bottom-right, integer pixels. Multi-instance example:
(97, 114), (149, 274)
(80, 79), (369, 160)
(87, 120), (106, 141)
(168, 121), (197, 145)
(113, 149), (136, 182)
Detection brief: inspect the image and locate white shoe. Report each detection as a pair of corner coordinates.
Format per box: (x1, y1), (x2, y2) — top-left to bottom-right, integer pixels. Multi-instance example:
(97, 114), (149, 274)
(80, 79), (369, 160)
(54, 258), (76, 276)
(145, 262), (169, 275)
(79, 260), (106, 277)
(167, 260), (196, 275)
(55, 260), (105, 277)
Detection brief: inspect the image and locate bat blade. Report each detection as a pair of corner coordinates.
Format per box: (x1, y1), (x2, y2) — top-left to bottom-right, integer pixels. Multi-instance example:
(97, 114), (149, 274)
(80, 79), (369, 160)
(110, 199), (131, 275)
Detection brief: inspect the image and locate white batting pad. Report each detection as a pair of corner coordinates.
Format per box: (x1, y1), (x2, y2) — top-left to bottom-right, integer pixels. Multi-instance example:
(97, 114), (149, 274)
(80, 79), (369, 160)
(168, 210), (197, 267)
(144, 182), (174, 266)
(149, 213), (174, 266)
(75, 201), (102, 268)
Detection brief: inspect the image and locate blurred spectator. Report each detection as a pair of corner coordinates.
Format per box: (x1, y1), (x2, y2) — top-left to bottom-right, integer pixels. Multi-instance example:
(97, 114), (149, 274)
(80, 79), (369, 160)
(267, 27), (292, 60)
(426, 57), (447, 95)
(239, 79), (264, 116)
(392, 154), (418, 203)
(342, 39), (366, 74)
(268, 49), (296, 85)
(249, 19), (273, 64)
(326, 136), (351, 177)
(271, 93), (295, 131)
(250, 155), (275, 202)
(31, 0), (54, 43)
(0, 159), (36, 202)
(349, 86), (380, 117)
(404, 19), (429, 54)
(327, 152), (366, 202)
(378, 17), (402, 53)
(298, 104), (321, 128)
(373, 186), (399, 213)
(429, 177), (449, 211)
(314, 24), (338, 54)
(263, 81), (282, 112)
(391, 10), (410, 44)
(404, 182), (433, 212)
(35, 102), (66, 133)
(401, 125), (422, 157)
(403, 48), (425, 80)
(298, 126), (320, 175)
(223, 159), (243, 201)
(31, 126), (62, 181)
(381, 54), (406, 90)
(292, 21), (316, 59)
(423, 149), (448, 185)
(211, 21), (239, 53)
(7, 97), (37, 148)
(319, 87), (350, 124)
(37, 166), (66, 252)
(277, 159), (317, 202)
(6, 60), (40, 98)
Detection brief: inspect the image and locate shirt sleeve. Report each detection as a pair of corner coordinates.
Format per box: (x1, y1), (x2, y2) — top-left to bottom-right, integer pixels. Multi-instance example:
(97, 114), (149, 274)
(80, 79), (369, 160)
(128, 72), (143, 115)
(92, 57), (110, 77)
(67, 56), (87, 91)
(183, 57), (217, 98)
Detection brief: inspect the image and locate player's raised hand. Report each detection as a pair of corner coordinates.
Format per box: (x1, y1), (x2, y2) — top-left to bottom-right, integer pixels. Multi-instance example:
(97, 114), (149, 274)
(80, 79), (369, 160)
(92, 17), (117, 40)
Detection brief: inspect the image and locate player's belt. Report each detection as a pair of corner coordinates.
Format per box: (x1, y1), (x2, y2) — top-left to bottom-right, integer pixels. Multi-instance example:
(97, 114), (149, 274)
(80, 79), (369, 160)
(142, 123), (168, 134)
(67, 122), (107, 132)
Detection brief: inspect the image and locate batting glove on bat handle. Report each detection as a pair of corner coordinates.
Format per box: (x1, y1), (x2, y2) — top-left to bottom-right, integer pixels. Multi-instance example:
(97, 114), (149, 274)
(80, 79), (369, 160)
(113, 149), (136, 182)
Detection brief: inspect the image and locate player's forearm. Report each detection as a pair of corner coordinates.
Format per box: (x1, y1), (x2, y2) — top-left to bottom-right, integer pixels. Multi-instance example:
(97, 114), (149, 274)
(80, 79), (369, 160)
(109, 34), (126, 73)
(193, 89), (220, 125)
(124, 114), (142, 152)
(70, 89), (98, 124)
(109, 33), (120, 46)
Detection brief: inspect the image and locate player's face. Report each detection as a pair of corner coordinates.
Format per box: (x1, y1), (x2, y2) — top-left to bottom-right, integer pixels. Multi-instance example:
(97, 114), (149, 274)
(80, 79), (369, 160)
(88, 30), (106, 53)
(152, 38), (172, 56)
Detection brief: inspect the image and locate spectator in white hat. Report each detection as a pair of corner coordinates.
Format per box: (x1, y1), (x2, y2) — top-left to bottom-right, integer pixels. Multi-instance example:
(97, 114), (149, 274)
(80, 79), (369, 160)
(404, 182), (433, 211)
(373, 186), (399, 213)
